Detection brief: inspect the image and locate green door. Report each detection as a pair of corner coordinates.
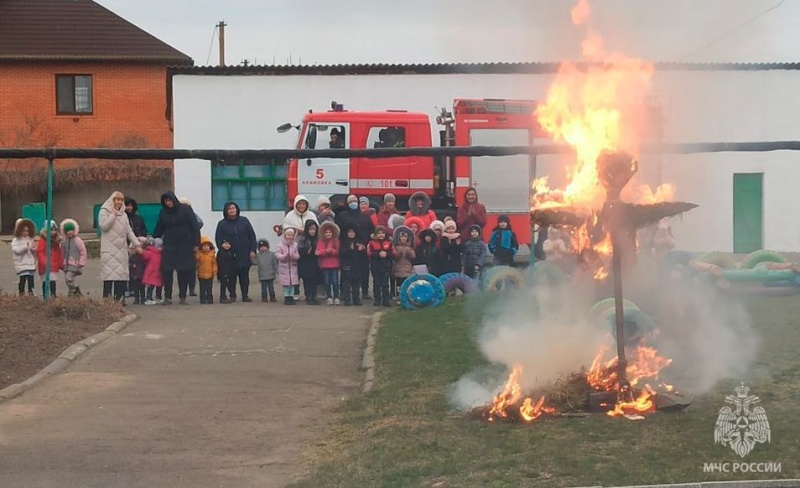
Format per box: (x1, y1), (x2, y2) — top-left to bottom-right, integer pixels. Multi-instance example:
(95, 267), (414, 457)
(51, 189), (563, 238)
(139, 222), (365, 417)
(733, 173), (763, 253)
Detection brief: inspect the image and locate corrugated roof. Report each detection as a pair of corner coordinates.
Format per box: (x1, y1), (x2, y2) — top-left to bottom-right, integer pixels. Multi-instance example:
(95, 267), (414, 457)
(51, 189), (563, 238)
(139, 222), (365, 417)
(0, 0), (193, 64)
(169, 61), (800, 76)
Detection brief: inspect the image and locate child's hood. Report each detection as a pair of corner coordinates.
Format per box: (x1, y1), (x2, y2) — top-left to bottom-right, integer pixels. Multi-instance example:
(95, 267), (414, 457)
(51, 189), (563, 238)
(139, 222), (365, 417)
(303, 219), (319, 238)
(14, 218), (36, 238)
(60, 218), (80, 235)
(418, 228), (438, 243)
(319, 221), (340, 239)
(199, 235), (216, 252)
(280, 230), (297, 246)
(468, 224), (483, 239)
(392, 225), (416, 248)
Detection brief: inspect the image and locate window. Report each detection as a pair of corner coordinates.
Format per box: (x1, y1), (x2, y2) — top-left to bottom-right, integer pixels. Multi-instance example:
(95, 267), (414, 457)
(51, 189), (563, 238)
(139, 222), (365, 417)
(211, 159), (288, 211)
(56, 75), (93, 114)
(367, 126), (406, 148)
(304, 124), (347, 149)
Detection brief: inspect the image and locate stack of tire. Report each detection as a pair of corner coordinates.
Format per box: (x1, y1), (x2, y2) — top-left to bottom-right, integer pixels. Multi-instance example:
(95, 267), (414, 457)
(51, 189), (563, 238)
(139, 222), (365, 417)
(587, 297), (657, 344)
(691, 250), (799, 296)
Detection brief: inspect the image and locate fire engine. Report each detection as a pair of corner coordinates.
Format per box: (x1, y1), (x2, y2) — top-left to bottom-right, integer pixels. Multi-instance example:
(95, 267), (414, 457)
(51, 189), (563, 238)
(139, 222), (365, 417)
(280, 99), (548, 245)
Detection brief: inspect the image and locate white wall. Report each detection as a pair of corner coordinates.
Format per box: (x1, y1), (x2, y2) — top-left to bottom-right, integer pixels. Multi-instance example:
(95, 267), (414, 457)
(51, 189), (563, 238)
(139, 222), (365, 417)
(173, 69), (800, 252)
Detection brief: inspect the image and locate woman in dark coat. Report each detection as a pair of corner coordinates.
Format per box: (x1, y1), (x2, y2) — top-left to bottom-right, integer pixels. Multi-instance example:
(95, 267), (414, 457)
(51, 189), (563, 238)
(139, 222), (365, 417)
(153, 191), (200, 305)
(214, 201), (258, 302)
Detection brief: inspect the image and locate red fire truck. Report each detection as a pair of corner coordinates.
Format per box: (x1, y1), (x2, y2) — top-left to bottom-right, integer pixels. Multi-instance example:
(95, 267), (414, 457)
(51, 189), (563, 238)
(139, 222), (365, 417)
(282, 99), (548, 245)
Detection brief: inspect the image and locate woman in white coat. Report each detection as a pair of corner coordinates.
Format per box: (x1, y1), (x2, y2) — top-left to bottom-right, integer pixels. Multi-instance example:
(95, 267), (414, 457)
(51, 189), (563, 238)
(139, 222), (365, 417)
(98, 191), (140, 300)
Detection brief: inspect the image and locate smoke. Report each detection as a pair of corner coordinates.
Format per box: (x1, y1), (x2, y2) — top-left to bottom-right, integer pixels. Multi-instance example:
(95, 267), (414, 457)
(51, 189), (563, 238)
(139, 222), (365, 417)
(448, 261), (761, 412)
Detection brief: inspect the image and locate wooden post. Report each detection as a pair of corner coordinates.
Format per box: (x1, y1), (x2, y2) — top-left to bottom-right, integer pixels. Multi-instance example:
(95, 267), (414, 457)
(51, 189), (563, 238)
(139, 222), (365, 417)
(218, 21), (227, 67)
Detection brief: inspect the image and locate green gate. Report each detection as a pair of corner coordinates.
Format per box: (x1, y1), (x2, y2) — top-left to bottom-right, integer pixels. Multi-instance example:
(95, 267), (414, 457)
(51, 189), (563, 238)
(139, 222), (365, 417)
(733, 173), (763, 253)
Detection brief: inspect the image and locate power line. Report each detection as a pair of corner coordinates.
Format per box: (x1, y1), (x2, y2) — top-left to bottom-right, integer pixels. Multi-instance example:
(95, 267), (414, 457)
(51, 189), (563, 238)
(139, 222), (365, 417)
(205, 24), (219, 66)
(681, 0), (787, 60)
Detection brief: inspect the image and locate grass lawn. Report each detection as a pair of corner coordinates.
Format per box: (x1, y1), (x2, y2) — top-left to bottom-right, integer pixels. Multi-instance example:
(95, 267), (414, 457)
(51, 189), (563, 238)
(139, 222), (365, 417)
(293, 292), (800, 488)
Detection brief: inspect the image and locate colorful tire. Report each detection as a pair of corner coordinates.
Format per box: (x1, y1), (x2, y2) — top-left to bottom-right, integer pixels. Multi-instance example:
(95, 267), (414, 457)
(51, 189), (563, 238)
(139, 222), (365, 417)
(399, 274), (446, 310)
(722, 285), (798, 297)
(482, 266), (526, 292)
(589, 299), (657, 343)
(587, 297), (640, 322)
(742, 250), (787, 269)
(763, 280), (794, 288)
(696, 251), (736, 269)
(438, 272), (479, 294)
(721, 268), (796, 282)
(527, 261), (567, 287)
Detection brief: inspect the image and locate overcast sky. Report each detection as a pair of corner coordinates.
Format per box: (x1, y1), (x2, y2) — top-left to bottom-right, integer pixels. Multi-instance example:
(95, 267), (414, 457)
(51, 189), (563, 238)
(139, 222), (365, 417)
(96, 0), (800, 66)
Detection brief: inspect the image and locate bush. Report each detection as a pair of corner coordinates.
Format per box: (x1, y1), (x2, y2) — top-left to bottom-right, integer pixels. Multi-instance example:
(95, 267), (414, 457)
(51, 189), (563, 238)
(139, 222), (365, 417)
(45, 296), (124, 321)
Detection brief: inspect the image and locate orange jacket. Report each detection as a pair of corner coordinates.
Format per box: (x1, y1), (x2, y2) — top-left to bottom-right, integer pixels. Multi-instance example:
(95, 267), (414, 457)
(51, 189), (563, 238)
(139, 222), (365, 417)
(196, 237), (218, 279)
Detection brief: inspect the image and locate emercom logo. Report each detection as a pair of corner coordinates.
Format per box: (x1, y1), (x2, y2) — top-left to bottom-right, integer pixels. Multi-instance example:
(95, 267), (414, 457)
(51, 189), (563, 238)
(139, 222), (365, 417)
(714, 383), (771, 458)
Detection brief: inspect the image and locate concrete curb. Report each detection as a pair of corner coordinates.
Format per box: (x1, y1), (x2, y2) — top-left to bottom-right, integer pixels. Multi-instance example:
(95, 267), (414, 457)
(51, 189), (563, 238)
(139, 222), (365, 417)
(0, 311), (138, 402)
(362, 311), (385, 393)
(572, 480), (800, 488)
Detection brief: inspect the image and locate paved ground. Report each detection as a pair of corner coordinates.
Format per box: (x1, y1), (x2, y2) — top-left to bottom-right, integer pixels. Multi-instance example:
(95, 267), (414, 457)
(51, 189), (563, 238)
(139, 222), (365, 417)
(0, 242), (373, 487)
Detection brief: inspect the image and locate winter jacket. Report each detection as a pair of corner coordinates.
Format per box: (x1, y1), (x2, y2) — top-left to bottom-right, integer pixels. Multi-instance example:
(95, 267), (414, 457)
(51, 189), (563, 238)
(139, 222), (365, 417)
(391, 226), (416, 278)
(216, 247), (235, 277)
(256, 250), (278, 281)
(153, 191), (200, 273)
(196, 237), (218, 280)
(60, 219), (87, 274)
(374, 206), (400, 236)
(339, 230), (367, 277)
(462, 225), (487, 271)
(36, 231), (63, 277)
(414, 229), (442, 276)
(456, 189), (488, 242)
(98, 192), (140, 281)
(335, 208), (374, 246)
(367, 237), (394, 273)
(124, 198), (148, 237)
(214, 201), (258, 270)
(316, 238), (340, 269)
(488, 227), (519, 266)
(129, 253), (145, 281)
(283, 194), (318, 234)
(297, 220), (320, 280)
(312, 196), (337, 225)
(439, 232), (463, 275)
(12, 219), (37, 274)
(141, 246), (163, 287)
(275, 236), (300, 286)
(405, 191), (438, 229)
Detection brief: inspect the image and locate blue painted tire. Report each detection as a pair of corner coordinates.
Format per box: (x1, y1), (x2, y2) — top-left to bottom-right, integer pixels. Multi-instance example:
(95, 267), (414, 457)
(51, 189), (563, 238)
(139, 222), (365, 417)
(438, 272), (479, 295)
(399, 273), (446, 310)
(482, 266), (526, 292)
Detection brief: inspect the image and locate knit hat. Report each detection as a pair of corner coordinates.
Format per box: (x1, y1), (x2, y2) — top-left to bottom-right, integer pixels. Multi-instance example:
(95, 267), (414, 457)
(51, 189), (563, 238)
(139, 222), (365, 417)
(258, 238), (270, 247)
(347, 194), (358, 203)
(63, 222), (76, 233)
(316, 195), (331, 208)
(388, 214), (405, 230)
(430, 220), (445, 233)
(384, 193), (396, 204)
(359, 196), (370, 205)
(374, 225), (387, 235)
(444, 220), (457, 232)
(153, 238), (163, 248)
(443, 216), (454, 224)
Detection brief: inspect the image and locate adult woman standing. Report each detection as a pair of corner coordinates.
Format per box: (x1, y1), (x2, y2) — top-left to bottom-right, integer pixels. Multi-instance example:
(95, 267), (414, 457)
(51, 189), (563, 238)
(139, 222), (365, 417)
(456, 187), (487, 242)
(98, 191), (141, 300)
(153, 191), (201, 305)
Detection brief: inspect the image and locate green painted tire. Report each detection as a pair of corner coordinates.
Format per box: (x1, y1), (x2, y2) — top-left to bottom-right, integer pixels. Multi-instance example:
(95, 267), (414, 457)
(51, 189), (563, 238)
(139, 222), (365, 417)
(695, 251), (736, 269)
(587, 298), (640, 322)
(721, 268), (796, 282)
(742, 250), (787, 269)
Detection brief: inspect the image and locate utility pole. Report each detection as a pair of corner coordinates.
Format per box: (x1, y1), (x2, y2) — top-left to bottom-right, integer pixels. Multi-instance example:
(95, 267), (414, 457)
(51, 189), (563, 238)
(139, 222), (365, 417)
(218, 20), (227, 67)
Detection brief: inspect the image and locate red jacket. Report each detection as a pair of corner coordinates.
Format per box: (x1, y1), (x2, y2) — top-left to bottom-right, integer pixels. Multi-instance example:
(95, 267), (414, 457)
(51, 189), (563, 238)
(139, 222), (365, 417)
(373, 206), (400, 236)
(37, 236), (64, 276)
(367, 238), (394, 272)
(405, 209), (437, 229)
(316, 238), (340, 269)
(457, 202), (487, 242)
(141, 247), (164, 287)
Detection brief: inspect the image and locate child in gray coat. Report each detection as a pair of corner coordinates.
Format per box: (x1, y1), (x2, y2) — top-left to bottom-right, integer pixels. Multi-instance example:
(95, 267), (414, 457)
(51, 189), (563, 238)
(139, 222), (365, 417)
(256, 238), (278, 302)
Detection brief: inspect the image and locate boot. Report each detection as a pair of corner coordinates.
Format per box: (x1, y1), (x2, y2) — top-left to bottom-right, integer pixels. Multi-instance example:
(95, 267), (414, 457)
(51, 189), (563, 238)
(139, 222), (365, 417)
(270, 294), (277, 303)
(262, 295), (269, 303)
(382, 299), (391, 307)
(220, 296), (230, 304)
(73, 286), (82, 297)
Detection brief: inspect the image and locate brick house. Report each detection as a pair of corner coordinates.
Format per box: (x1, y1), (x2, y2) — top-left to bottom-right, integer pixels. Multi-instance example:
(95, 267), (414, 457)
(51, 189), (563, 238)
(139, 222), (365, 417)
(0, 0), (193, 232)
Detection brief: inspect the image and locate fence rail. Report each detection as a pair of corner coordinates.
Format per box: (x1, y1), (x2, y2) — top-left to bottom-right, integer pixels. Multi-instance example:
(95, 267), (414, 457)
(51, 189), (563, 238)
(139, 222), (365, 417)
(2, 141), (800, 162)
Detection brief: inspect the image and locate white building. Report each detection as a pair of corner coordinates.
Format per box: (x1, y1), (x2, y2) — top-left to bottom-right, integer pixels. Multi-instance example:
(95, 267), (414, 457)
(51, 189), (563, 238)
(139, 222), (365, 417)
(171, 62), (800, 253)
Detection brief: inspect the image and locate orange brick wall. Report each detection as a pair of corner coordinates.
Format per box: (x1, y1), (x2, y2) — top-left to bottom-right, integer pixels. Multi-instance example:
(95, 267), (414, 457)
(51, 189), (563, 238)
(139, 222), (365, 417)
(0, 61), (174, 167)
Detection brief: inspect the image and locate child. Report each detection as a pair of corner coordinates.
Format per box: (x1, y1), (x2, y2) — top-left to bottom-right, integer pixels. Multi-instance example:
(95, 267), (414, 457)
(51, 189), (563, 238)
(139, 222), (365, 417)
(60, 219), (87, 297)
(403, 216), (425, 238)
(216, 238), (235, 304)
(462, 224), (487, 279)
(128, 236), (147, 304)
(391, 225), (416, 302)
(340, 225), (366, 306)
(430, 220), (445, 241)
(276, 227), (301, 305)
(36, 221), (63, 298)
(12, 218), (37, 296)
(488, 215), (519, 267)
(298, 220), (321, 305)
(415, 228), (442, 276)
(316, 221), (341, 305)
(367, 225), (394, 307)
(543, 227), (568, 269)
(141, 238), (163, 305)
(439, 219), (463, 275)
(256, 239), (278, 302)
(196, 236), (218, 304)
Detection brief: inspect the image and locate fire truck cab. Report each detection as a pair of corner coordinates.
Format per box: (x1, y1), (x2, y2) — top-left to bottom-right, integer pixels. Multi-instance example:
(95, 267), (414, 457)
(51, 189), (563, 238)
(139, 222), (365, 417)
(284, 99), (545, 244)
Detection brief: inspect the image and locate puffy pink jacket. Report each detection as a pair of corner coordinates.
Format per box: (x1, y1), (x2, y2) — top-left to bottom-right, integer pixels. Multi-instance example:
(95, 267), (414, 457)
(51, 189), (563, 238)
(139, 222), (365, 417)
(275, 239), (300, 286)
(316, 238), (340, 269)
(141, 247), (164, 287)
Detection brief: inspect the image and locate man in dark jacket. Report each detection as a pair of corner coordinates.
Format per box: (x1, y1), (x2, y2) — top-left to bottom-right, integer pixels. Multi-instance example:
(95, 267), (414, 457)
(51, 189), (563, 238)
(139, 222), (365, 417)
(124, 197), (148, 237)
(214, 201), (258, 302)
(335, 194), (375, 299)
(153, 191), (201, 305)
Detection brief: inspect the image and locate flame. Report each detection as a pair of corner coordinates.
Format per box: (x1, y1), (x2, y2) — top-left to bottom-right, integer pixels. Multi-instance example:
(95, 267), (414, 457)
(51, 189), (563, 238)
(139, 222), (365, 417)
(486, 364), (556, 422)
(586, 340), (672, 392)
(593, 266), (609, 281)
(607, 385), (656, 417)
